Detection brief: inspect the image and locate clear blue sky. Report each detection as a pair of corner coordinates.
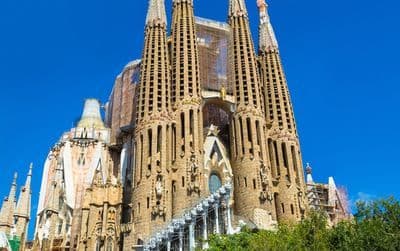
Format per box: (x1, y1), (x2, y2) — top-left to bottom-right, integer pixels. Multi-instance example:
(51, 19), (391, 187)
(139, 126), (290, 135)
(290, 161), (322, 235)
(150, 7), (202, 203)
(0, 0), (399, 240)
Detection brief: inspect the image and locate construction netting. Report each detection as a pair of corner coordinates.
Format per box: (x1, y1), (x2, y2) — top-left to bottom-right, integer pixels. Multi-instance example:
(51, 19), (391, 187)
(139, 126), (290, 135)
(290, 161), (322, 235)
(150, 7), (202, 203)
(7, 236), (20, 251)
(196, 17), (232, 94)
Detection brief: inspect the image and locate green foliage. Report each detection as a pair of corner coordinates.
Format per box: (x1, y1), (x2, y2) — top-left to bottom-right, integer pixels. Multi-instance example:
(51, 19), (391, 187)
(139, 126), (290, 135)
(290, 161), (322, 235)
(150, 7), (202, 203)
(208, 197), (400, 251)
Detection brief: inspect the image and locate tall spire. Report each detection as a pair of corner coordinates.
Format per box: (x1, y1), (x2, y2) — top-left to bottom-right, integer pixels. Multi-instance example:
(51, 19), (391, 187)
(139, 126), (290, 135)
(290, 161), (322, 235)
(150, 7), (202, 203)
(257, 0), (278, 51)
(15, 164), (32, 218)
(14, 164), (32, 250)
(0, 172), (18, 234)
(170, 0), (205, 217)
(229, 0), (248, 17)
(9, 173), (18, 199)
(257, 0), (308, 221)
(131, 0), (172, 241)
(228, 0), (274, 228)
(146, 0), (167, 25)
(25, 163), (33, 188)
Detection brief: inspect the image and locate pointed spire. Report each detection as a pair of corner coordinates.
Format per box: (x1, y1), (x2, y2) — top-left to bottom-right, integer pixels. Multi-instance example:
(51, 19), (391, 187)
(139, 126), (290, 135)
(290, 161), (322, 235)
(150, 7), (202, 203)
(25, 163), (33, 188)
(77, 99), (105, 129)
(146, 0), (167, 26)
(229, 0), (248, 17)
(9, 172), (18, 199)
(306, 163), (314, 184)
(15, 164), (32, 219)
(257, 0), (278, 51)
(0, 172), (18, 228)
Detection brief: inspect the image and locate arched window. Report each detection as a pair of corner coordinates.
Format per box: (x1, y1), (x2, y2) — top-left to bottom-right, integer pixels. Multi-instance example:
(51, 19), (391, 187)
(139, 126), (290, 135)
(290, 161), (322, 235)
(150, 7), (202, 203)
(209, 173), (222, 194)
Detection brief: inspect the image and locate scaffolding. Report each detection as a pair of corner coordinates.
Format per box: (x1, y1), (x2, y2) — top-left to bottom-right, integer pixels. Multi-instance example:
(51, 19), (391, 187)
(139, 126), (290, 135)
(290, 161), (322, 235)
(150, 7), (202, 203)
(196, 17), (231, 94)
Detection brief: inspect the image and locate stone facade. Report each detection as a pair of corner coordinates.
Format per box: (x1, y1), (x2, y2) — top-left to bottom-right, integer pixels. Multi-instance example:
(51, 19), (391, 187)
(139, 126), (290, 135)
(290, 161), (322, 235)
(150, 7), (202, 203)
(32, 0), (319, 250)
(33, 99), (116, 250)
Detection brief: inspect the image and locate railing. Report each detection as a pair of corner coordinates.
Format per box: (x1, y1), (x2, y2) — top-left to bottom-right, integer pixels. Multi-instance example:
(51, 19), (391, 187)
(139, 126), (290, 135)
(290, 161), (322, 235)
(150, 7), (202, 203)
(142, 183), (233, 251)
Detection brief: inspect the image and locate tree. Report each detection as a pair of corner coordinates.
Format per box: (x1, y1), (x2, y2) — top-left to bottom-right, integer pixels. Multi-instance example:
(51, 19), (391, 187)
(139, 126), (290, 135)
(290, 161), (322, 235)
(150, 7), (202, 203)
(208, 197), (400, 251)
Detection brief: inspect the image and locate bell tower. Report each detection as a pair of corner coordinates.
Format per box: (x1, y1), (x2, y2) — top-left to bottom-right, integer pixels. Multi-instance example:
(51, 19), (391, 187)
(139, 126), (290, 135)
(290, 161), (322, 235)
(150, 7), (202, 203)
(228, 0), (276, 228)
(131, 0), (173, 243)
(257, 0), (308, 221)
(170, 0), (205, 216)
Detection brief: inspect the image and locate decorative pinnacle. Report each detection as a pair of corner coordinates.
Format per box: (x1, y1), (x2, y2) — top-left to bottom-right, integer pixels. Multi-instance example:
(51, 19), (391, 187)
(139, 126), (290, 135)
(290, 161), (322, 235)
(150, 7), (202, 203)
(77, 99), (105, 129)
(257, 0), (279, 51)
(229, 0), (248, 17)
(25, 163), (33, 188)
(28, 163), (33, 176)
(146, 0), (167, 25)
(306, 163), (312, 174)
(173, 0), (193, 4)
(13, 172), (18, 185)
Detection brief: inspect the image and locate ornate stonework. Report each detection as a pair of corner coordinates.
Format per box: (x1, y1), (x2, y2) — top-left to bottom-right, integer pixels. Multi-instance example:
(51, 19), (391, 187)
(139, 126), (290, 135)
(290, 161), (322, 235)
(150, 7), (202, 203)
(29, 0), (333, 250)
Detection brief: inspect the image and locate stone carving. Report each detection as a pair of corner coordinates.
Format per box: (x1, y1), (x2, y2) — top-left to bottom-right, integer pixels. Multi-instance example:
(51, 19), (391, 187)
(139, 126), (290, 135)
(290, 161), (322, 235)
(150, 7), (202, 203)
(151, 203), (166, 217)
(152, 175), (166, 217)
(155, 176), (163, 198)
(259, 162), (269, 187)
(259, 162), (273, 202)
(187, 154), (201, 194)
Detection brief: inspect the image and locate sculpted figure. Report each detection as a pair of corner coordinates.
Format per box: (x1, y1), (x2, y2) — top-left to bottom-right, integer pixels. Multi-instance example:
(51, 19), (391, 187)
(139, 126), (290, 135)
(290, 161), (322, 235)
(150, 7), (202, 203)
(155, 176), (163, 198)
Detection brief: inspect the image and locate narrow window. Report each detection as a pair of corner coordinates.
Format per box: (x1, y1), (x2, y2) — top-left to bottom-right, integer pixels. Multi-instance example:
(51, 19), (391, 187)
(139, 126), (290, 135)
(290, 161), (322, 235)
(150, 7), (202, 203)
(282, 143), (288, 168)
(268, 139), (276, 177)
(274, 193), (280, 215)
(189, 109), (194, 135)
(148, 129), (152, 156)
(256, 120), (261, 146)
(253, 179), (257, 189)
(291, 145), (299, 183)
(172, 180), (177, 194)
(157, 125), (162, 153)
(147, 197), (150, 209)
(172, 124), (176, 161)
(291, 204), (295, 215)
(182, 176), (185, 187)
(140, 134), (144, 180)
(246, 118), (252, 144)
(244, 177), (248, 187)
(181, 113), (185, 153)
(180, 113), (185, 138)
(239, 118), (245, 155)
(274, 141), (280, 175)
(281, 203), (285, 214)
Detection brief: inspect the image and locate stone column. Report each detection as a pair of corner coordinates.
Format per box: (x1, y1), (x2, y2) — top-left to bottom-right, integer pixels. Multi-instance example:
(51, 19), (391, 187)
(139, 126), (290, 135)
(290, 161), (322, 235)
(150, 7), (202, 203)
(167, 236), (171, 251)
(215, 204), (220, 234)
(202, 210), (209, 249)
(226, 201), (233, 234)
(178, 228), (183, 251)
(189, 221), (195, 251)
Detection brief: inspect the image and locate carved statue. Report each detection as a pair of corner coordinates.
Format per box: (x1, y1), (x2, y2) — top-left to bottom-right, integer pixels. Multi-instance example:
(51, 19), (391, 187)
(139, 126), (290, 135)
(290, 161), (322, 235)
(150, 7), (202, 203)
(259, 162), (269, 187)
(151, 204), (166, 217)
(188, 155), (200, 194)
(155, 176), (163, 198)
(220, 86), (227, 100)
(210, 152), (219, 168)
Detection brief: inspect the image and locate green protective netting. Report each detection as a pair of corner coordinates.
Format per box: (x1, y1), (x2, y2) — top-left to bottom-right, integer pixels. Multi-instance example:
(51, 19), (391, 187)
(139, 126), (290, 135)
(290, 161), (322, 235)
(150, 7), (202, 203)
(7, 236), (20, 251)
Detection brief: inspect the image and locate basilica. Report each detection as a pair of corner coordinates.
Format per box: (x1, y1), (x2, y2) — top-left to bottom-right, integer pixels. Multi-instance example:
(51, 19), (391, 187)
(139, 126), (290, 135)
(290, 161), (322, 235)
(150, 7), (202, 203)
(16, 0), (350, 250)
